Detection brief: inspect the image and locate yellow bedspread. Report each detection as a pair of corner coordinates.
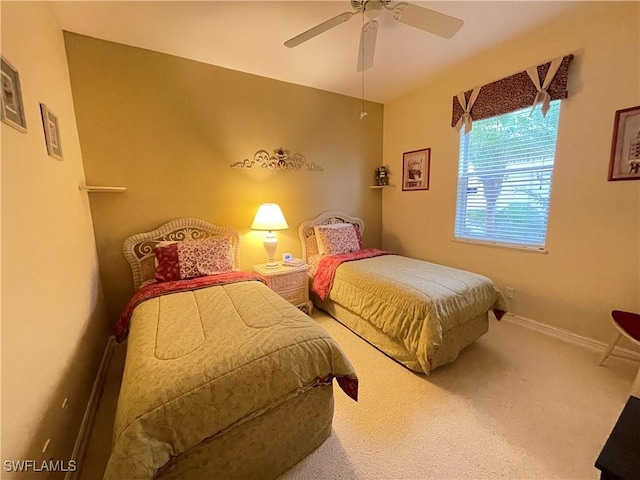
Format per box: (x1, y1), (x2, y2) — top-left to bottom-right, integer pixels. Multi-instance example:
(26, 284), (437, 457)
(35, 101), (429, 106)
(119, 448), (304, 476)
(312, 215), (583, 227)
(104, 280), (357, 480)
(325, 255), (507, 373)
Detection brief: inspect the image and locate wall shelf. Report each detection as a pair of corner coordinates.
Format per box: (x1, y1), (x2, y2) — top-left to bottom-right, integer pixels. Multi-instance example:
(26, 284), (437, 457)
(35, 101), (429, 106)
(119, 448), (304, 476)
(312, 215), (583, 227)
(79, 185), (127, 193)
(369, 185), (395, 189)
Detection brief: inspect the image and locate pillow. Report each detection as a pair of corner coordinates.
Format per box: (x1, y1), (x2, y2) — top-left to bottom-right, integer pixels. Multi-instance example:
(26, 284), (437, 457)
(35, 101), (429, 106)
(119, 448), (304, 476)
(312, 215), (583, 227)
(314, 223), (361, 256)
(154, 235), (234, 282)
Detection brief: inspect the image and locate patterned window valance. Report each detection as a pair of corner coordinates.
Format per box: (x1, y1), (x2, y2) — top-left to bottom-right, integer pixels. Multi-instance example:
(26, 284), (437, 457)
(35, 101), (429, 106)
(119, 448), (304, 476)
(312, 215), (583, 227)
(451, 54), (574, 130)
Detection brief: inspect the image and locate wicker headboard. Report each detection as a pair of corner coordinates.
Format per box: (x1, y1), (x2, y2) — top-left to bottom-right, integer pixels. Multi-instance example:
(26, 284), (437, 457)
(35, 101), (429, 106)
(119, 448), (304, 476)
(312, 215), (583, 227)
(298, 210), (365, 262)
(123, 218), (242, 289)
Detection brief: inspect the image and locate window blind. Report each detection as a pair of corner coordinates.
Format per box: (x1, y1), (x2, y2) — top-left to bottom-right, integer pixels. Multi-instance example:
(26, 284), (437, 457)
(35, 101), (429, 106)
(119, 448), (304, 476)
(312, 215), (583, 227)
(454, 101), (561, 249)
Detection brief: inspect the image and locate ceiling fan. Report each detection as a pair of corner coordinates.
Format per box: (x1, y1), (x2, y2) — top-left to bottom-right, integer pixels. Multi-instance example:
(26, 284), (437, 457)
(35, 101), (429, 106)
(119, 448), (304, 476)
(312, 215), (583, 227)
(284, 0), (464, 72)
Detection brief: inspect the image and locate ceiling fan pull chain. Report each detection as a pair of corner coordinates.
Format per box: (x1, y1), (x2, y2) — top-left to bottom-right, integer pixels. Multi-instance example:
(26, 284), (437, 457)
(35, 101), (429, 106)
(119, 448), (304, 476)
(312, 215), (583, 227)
(360, 10), (368, 119)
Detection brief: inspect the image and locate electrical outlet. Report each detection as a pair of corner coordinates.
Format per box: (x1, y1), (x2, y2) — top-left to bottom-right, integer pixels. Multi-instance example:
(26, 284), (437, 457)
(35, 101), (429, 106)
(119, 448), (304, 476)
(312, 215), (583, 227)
(505, 287), (514, 299)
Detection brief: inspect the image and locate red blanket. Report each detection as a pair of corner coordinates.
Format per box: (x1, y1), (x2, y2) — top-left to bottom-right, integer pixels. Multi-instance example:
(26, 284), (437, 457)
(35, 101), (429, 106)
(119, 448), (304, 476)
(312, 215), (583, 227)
(312, 248), (395, 301)
(115, 272), (266, 342)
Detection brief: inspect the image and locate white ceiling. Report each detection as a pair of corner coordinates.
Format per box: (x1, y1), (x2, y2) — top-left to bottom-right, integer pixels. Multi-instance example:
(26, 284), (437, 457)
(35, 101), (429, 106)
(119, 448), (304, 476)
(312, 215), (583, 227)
(51, 1), (586, 104)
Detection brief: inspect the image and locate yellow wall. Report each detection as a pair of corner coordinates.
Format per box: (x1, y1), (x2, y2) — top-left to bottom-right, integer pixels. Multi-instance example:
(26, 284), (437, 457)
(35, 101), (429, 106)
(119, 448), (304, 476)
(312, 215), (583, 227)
(63, 33), (384, 323)
(1, 2), (109, 469)
(382, 2), (640, 345)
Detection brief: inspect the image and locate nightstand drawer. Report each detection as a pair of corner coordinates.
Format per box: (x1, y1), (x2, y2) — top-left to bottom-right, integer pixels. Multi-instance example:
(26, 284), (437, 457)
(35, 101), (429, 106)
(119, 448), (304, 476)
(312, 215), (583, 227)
(280, 288), (307, 306)
(252, 263), (312, 314)
(270, 271), (307, 291)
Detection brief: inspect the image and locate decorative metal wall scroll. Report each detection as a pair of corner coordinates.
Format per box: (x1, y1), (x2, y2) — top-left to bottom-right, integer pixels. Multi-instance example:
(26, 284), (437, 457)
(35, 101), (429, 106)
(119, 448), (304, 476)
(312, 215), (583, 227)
(231, 147), (323, 171)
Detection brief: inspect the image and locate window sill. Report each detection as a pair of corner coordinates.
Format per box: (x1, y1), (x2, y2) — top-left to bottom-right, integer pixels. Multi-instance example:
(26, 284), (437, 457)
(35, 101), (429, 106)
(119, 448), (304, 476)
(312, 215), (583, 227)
(452, 238), (548, 254)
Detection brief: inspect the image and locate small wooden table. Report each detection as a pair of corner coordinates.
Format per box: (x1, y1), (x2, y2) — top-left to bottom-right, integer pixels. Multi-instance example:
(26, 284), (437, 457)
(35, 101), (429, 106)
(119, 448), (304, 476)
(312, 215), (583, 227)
(252, 262), (312, 314)
(595, 395), (640, 480)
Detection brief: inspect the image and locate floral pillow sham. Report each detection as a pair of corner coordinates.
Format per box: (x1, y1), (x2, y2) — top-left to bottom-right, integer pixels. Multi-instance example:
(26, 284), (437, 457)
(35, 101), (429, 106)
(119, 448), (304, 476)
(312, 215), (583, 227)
(154, 235), (234, 282)
(314, 223), (362, 256)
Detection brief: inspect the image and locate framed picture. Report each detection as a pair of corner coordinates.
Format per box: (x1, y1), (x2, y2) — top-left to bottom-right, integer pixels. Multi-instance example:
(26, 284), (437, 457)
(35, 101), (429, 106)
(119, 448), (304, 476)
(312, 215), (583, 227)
(608, 105), (640, 181)
(402, 148), (430, 191)
(40, 103), (63, 161)
(1, 57), (27, 132)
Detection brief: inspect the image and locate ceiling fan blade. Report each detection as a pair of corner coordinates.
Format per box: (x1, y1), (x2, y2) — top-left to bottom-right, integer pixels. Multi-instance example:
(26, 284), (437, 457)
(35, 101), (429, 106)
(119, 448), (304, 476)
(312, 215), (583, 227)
(357, 20), (378, 72)
(284, 11), (356, 48)
(391, 2), (463, 39)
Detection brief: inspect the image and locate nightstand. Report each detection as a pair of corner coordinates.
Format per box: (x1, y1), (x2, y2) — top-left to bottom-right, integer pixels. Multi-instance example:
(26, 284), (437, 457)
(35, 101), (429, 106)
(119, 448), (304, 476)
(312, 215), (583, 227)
(252, 263), (312, 314)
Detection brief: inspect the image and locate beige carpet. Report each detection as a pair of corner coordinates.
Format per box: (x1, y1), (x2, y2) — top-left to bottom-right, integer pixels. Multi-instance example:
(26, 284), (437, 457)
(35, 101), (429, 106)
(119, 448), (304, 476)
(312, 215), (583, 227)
(81, 311), (638, 480)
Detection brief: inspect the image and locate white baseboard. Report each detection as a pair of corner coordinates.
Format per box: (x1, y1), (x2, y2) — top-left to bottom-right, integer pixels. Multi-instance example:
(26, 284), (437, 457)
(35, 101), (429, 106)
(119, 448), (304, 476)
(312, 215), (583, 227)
(503, 313), (640, 362)
(66, 335), (116, 480)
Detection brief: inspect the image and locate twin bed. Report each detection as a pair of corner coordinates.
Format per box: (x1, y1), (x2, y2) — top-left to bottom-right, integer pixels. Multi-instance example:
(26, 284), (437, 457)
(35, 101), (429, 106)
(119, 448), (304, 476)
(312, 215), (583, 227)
(106, 212), (505, 479)
(299, 210), (506, 375)
(104, 218), (358, 480)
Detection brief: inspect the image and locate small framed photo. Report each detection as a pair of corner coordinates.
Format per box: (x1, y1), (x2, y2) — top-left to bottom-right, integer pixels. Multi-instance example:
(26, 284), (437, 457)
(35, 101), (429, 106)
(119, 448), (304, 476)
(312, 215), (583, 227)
(608, 105), (640, 181)
(40, 103), (63, 161)
(1, 57), (27, 132)
(402, 148), (430, 191)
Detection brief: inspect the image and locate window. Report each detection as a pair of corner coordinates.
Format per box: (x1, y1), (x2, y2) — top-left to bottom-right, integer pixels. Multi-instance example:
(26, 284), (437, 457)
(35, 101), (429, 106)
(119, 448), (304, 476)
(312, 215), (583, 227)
(454, 100), (561, 250)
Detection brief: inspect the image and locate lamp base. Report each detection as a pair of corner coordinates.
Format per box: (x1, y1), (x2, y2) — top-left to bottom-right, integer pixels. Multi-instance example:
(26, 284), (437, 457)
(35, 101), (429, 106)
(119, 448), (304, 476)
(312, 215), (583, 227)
(263, 232), (279, 269)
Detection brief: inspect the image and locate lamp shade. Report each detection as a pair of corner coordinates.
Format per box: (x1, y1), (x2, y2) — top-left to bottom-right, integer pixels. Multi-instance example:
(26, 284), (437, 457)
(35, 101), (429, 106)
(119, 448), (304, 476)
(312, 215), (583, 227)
(251, 203), (289, 231)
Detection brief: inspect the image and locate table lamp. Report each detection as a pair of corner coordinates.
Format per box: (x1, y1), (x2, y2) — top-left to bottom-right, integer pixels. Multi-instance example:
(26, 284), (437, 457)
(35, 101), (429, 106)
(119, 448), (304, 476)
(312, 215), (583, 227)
(251, 203), (289, 268)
